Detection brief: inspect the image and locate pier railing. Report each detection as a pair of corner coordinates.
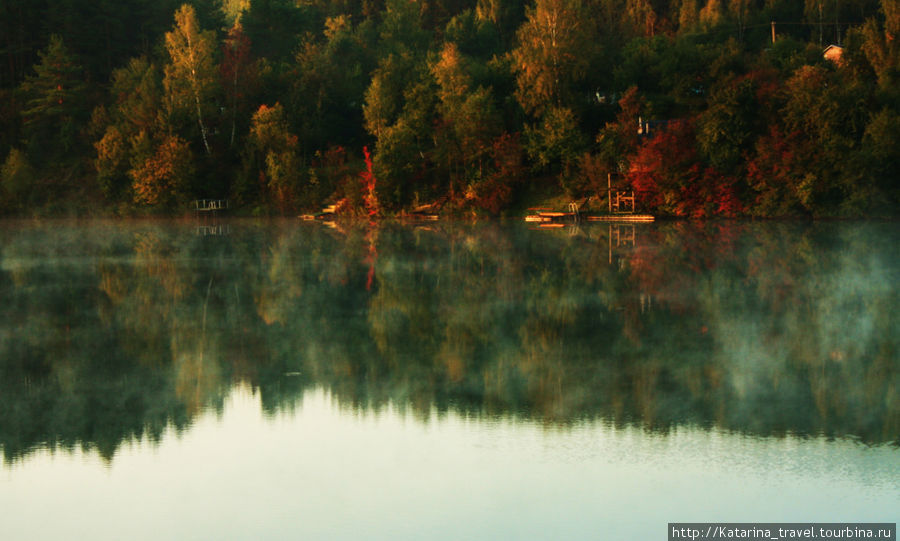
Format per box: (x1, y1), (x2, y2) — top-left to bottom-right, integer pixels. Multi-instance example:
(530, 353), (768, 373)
(194, 199), (229, 212)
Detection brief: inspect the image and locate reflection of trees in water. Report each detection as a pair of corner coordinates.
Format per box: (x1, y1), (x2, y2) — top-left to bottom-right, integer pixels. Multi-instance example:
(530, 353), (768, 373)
(0, 220), (896, 463)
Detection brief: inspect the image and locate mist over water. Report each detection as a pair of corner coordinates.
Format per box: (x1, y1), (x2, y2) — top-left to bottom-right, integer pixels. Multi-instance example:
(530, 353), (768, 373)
(0, 219), (896, 539)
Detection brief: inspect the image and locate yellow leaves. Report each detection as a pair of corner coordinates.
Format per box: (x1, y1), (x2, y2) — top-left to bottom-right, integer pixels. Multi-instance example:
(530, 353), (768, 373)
(325, 15), (352, 40)
(432, 42), (470, 105)
(886, 0), (900, 39)
(699, 0), (724, 26)
(511, 0), (589, 116)
(163, 4), (217, 154)
(249, 103), (295, 153)
(249, 103), (301, 213)
(1, 148), (34, 203)
(165, 5), (215, 72)
(625, 0), (658, 37)
(678, 0), (700, 30)
(94, 125), (127, 179)
(363, 69), (398, 139)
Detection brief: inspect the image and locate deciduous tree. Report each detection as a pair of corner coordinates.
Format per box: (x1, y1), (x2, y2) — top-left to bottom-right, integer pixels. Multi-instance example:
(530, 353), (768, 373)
(510, 0), (590, 116)
(130, 134), (195, 208)
(164, 4), (219, 155)
(247, 103), (304, 213)
(221, 21), (257, 148)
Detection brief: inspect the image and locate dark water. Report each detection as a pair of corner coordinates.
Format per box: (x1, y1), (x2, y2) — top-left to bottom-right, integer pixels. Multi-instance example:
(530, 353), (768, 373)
(0, 219), (897, 539)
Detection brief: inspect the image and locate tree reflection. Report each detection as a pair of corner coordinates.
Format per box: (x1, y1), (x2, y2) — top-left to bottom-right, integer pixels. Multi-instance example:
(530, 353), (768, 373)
(0, 219), (896, 463)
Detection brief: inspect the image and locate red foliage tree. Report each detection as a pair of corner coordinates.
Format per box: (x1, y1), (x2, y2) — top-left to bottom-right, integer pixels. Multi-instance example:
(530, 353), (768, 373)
(473, 132), (525, 215)
(746, 126), (807, 216)
(627, 119), (744, 217)
(361, 146), (379, 219)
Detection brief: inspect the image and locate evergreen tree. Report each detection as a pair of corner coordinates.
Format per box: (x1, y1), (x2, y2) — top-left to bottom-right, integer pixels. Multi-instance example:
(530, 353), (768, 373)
(19, 35), (88, 158)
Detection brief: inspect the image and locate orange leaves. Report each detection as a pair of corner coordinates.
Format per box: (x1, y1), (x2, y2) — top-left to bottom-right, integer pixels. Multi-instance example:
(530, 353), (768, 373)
(130, 135), (194, 207)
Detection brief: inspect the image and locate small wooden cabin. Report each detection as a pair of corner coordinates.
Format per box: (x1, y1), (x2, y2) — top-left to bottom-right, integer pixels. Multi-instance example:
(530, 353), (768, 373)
(823, 45), (844, 66)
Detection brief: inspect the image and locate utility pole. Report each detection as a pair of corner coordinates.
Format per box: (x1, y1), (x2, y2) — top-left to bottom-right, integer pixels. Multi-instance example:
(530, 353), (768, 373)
(835, 0), (840, 44)
(818, 1), (824, 47)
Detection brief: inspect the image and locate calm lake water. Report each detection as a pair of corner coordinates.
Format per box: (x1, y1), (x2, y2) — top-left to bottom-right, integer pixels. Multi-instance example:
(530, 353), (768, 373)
(0, 218), (897, 540)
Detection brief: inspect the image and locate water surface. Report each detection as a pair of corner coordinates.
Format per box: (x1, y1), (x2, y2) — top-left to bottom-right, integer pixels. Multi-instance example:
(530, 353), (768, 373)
(1, 219), (897, 539)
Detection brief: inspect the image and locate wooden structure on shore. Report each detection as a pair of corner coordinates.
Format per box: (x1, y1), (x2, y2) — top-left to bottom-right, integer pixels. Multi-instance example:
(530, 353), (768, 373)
(194, 199), (229, 214)
(607, 172), (636, 214)
(587, 214), (654, 222)
(525, 173), (654, 224)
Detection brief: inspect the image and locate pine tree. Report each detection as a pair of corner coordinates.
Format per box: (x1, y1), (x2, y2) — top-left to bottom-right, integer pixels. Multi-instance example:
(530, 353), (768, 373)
(19, 35), (88, 157)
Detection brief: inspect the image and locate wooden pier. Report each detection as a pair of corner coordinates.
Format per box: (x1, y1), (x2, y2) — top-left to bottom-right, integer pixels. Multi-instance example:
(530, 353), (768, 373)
(586, 214), (654, 222)
(525, 173), (654, 224)
(194, 199), (229, 213)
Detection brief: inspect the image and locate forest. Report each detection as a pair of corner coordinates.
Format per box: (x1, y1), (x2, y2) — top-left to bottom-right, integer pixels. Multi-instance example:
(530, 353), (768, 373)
(1, 0), (898, 218)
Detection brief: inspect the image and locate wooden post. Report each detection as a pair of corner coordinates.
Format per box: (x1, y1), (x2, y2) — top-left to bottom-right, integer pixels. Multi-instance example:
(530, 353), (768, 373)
(608, 224), (612, 264)
(771, 21), (776, 44)
(607, 173), (612, 213)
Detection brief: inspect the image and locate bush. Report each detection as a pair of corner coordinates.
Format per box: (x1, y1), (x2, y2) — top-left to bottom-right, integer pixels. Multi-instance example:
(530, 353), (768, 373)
(1, 149), (35, 213)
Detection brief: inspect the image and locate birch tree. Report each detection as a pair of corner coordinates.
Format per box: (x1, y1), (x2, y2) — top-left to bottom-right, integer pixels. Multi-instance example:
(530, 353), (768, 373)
(221, 21), (256, 148)
(728, 0), (751, 41)
(510, 0), (590, 116)
(164, 4), (218, 155)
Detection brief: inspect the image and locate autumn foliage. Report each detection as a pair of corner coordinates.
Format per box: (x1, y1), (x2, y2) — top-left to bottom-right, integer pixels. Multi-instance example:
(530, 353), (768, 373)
(628, 120), (742, 218)
(1, 1), (899, 216)
(130, 135), (194, 207)
(360, 146), (379, 218)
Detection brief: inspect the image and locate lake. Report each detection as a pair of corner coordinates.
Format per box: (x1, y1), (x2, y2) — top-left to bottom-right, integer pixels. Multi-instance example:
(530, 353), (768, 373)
(0, 218), (897, 540)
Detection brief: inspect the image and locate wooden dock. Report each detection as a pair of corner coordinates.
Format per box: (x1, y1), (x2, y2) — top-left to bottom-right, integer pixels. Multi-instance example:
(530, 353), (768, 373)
(525, 211), (575, 223)
(586, 214), (654, 222)
(525, 210), (654, 223)
(194, 199), (229, 212)
(525, 181), (654, 223)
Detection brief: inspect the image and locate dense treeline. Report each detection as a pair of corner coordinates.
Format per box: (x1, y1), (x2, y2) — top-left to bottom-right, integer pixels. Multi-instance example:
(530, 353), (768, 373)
(1, 0), (898, 217)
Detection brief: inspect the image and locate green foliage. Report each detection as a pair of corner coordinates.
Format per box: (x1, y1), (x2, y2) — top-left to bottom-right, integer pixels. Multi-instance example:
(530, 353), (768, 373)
(364, 54), (416, 139)
(19, 35), (89, 158)
(1, 148), (35, 212)
(110, 57), (164, 136)
(242, 0), (311, 62)
(859, 107), (900, 212)
(696, 75), (762, 172)
(379, 0), (430, 56)
(373, 118), (421, 208)
(779, 65), (872, 215)
(246, 103), (308, 213)
(289, 17), (373, 153)
(95, 125), (131, 200)
(524, 106), (586, 170)
(444, 9), (502, 58)
(2, 221), (896, 464)
(3, 0), (900, 216)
